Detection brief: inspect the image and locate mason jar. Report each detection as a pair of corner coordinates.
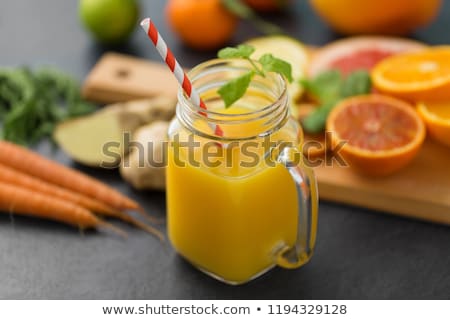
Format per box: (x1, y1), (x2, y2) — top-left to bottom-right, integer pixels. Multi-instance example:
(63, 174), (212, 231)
(166, 59), (318, 285)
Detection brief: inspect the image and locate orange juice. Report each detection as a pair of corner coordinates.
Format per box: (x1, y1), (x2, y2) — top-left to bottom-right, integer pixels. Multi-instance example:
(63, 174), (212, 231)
(167, 106), (301, 283)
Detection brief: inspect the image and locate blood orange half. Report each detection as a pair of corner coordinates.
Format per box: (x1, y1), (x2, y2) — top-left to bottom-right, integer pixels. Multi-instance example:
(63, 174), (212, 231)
(326, 94), (426, 176)
(309, 36), (427, 77)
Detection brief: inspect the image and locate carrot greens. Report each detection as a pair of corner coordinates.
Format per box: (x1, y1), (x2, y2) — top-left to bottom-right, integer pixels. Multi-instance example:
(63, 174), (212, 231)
(0, 67), (95, 145)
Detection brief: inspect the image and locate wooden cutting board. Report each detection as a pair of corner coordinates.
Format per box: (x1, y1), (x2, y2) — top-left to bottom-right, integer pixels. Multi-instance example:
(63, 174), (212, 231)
(82, 52), (450, 225)
(82, 52), (179, 103)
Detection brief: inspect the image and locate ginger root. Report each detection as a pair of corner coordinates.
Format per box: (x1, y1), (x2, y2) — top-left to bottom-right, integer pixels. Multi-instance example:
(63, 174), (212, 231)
(106, 96), (176, 133)
(120, 121), (169, 190)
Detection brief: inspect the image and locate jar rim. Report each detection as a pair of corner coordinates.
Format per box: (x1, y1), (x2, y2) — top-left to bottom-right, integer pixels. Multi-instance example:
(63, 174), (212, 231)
(176, 58), (290, 140)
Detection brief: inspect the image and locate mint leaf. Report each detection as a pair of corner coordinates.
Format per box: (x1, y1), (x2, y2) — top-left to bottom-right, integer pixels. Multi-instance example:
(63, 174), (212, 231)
(300, 70), (342, 103)
(301, 69), (372, 134)
(218, 71), (254, 108)
(301, 100), (338, 134)
(218, 44), (255, 59)
(259, 54), (293, 83)
(340, 70), (371, 98)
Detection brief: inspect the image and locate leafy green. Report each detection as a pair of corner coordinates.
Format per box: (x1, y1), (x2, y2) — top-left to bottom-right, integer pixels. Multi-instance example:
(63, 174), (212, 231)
(300, 70), (342, 103)
(218, 44), (255, 59)
(301, 101), (338, 134)
(217, 44), (293, 108)
(259, 54), (293, 83)
(221, 0), (283, 35)
(218, 71), (254, 108)
(340, 70), (372, 98)
(0, 67), (96, 145)
(301, 69), (372, 133)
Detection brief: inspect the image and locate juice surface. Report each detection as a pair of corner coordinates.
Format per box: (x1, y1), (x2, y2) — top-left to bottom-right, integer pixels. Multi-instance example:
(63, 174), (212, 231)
(167, 105), (300, 284)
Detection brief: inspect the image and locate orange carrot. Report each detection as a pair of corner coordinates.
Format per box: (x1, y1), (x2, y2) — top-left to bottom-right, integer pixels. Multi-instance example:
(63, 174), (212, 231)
(0, 181), (126, 237)
(0, 163), (162, 239)
(0, 141), (146, 214)
(0, 163), (119, 215)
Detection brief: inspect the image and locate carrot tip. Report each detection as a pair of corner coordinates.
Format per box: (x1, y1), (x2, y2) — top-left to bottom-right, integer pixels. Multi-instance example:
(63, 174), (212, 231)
(101, 222), (128, 239)
(99, 210), (165, 241)
(136, 206), (165, 225)
(134, 219), (165, 242)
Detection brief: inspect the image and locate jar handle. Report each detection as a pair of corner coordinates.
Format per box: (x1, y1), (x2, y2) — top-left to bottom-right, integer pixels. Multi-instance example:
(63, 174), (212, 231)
(275, 146), (319, 269)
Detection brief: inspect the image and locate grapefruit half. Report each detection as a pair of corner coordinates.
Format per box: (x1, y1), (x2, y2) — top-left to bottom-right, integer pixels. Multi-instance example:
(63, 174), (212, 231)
(309, 36), (427, 77)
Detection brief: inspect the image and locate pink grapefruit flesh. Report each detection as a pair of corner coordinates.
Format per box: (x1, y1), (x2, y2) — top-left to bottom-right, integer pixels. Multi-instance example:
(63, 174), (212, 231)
(309, 36), (427, 77)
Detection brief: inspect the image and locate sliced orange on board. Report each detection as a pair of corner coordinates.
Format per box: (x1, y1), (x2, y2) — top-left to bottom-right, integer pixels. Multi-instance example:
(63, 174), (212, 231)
(417, 102), (450, 147)
(327, 94), (426, 176)
(372, 47), (450, 102)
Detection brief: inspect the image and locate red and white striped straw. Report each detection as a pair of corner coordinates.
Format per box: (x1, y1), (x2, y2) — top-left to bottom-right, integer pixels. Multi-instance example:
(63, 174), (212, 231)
(140, 18), (223, 137)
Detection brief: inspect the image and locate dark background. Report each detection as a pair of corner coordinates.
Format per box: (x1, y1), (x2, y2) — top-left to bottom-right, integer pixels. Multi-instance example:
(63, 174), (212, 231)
(0, 0), (449, 299)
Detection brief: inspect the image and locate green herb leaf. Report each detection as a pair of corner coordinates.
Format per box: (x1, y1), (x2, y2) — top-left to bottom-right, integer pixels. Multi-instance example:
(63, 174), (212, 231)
(301, 69), (372, 134)
(340, 70), (371, 98)
(0, 66), (96, 145)
(259, 54), (293, 83)
(218, 71), (254, 108)
(218, 44), (255, 59)
(221, 0), (254, 18)
(221, 0), (283, 35)
(300, 70), (342, 103)
(68, 101), (96, 117)
(302, 100), (339, 134)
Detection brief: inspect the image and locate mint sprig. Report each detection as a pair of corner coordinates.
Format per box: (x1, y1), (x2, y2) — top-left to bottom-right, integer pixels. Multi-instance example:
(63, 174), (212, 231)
(217, 44), (293, 108)
(218, 44), (255, 59)
(300, 69), (372, 134)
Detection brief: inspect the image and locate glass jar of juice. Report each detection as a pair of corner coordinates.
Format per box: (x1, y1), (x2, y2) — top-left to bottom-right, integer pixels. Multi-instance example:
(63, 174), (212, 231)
(166, 59), (318, 285)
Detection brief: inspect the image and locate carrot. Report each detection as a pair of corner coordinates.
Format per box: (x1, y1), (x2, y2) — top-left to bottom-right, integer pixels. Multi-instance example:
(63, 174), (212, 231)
(0, 141), (151, 217)
(0, 163), (162, 239)
(0, 181), (126, 237)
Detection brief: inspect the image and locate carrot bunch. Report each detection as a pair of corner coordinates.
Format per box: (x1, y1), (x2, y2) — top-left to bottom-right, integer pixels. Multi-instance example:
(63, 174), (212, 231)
(0, 141), (163, 240)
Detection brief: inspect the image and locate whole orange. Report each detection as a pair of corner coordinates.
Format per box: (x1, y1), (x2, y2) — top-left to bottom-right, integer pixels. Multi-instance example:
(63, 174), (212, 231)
(309, 0), (442, 35)
(166, 0), (238, 51)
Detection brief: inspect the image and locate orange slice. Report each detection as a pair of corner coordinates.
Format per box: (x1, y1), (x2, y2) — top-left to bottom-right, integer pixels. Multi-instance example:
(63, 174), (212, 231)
(372, 47), (450, 102)
(417, 102), (450, 147)
(327, 94), (426, 176)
